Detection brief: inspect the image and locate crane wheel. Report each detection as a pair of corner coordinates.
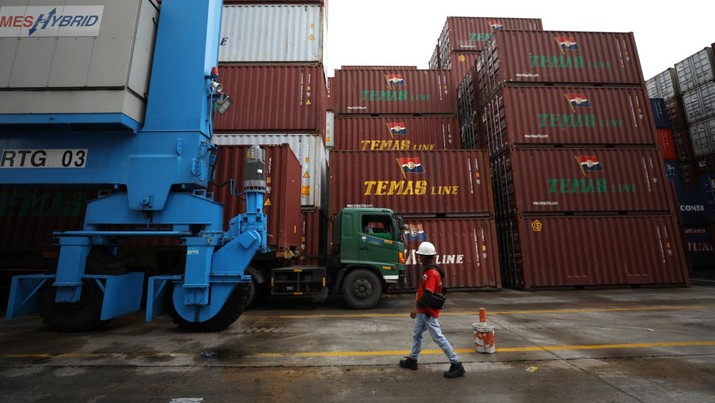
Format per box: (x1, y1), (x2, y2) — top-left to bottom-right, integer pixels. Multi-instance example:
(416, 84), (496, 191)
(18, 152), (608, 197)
(342, 269), (382, 310)
(167, 283), (249, 332)
(38, 279), (109, 332)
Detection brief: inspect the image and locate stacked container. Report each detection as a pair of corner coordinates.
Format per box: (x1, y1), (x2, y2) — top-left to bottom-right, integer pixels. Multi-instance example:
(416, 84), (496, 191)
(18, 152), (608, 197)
(475, 30), (689, 289)
(437, 17), (544, 149)
(212, 1), (330, 260)
(328, 66), (501, 291)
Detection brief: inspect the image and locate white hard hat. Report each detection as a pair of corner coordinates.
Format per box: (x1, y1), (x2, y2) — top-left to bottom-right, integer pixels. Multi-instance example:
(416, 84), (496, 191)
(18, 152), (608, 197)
(416, 241), (436, 256)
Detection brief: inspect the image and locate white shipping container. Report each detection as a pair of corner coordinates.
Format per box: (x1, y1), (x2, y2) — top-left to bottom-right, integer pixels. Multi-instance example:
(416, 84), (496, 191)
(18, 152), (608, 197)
(219, 5), (325, 63)
(212, 134), (328, 209)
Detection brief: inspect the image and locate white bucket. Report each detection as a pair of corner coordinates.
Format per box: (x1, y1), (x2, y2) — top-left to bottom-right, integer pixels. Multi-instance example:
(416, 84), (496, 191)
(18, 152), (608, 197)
(473, 323), (496, 354)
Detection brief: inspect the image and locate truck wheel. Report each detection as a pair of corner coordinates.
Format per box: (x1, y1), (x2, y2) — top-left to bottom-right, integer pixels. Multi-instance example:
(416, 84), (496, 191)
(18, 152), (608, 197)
(167, 283), (249, 332)
(342, 269), (382, 309)
(38, 279), (108, 332)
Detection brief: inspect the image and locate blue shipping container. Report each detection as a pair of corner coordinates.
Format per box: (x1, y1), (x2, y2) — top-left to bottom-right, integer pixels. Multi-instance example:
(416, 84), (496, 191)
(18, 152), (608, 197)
(650, 98), (671, 128)
(664, 160), (682, 189)
(677, 187), (708, 225)
(683, 226), (715, 267)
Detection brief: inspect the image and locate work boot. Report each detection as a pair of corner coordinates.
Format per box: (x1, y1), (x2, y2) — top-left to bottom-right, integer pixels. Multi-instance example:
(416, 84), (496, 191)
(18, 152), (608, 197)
(399, 356), (418, 370)
(443, 362), (465, 378)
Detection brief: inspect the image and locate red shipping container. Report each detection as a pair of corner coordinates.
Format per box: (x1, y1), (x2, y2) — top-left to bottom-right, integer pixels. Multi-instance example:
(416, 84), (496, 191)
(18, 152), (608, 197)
(209, 144), (303, 252)
(498, 215), (689, 290)
(657, 128), (677, 160)
(490, 148), (674, 216)
(447, 52), (480, 95)
(392, 217), (501, 291)
(332, 116), (461, 151)
(332, 69), (456, 115)
(214, 65), (326, 134)
(328, 150), (493, 216)
(477, 31), (644, 105)
(438, 17), (543, 57)
(301, 208), (324, 265)
(481, 86), (658, 155)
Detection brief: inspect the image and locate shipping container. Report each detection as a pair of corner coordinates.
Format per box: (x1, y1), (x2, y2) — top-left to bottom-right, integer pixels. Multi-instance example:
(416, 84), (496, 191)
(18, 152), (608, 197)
(477, 31), (644, 105)
(392, 217), (500, 291)
(689, 117), (715, 157)
(219, 5), (325, 63)
(438, 17), (543, 59)
(674, 47), (715, 94)
(0, 188), (95, 248)
(223, 0), (326, 3)
(657, 128), (677, 160)
(328, 150), (493, 217)
(212, 133), (328, 208)
(301, 208), (325, 265)
(214, 65), (327, 133)
(676, 188), (709, 226)
(664, 160), (683, 190)
(0, 0), (157, 128)
(498, 215), (689, 290)
(332, 116), (460, 151)
(646, 68), (679, 100)
(682, 80), (715, 124)
(331, 69), (456, 115)
(325, 111), (335, 147)
(209, 144), (303, 252)
(447, 52), (480, 93)
(339, 66), (418, 70)
(490, 148), (674, 217)
(683, 226), (715, 267)
(649, 98), (671, 129)
(481, 86), (657, 156)
(429, 44), (441, 70)
(665, 96), (688, 130)
(456, 66), (478, 129)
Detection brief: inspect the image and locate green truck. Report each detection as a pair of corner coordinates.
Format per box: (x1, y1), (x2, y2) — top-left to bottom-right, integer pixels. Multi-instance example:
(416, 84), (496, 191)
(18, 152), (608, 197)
(247, 207), (407, 309)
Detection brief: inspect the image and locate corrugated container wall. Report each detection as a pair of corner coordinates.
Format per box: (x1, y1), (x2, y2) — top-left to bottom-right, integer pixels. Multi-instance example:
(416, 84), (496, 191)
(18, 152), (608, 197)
(498, 215), (689, 290)
(689, 117), (715, 157)
(477, 31), (644, 105)
(646, 68), (679, 100)
(491, 148), (674, 216)
(222, 0), (327, 5)
(332, 117), (461, 151)
(0, 188), (94, 248)
(212, 134), (328, 208)
(219, 5), (325, 63)
(328, 150), (493, 217)
(657, 129), (677, 160)
(681, 80), (715, 124)
(301, 208), (324, 265)
(649, 98), (671, 129)
(393, 218), (501, 291)
(208, 144), (303, 252)
(214, 65), (327, 134)
(438, 17), (543, 58)
(332, 69), (456, 115)
(674, 47), (715, 94)
(481, 86), (657, 156)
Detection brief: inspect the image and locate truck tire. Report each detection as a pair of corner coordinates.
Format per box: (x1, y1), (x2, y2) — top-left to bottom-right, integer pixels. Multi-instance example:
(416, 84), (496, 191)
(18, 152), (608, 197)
(342, 269), (382, 310)
(38, 279), (108, 332)
(167, 283), (249, 332)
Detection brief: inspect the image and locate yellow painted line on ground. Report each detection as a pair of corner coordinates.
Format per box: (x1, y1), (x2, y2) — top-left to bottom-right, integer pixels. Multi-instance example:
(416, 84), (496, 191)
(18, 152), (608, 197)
(274, 305), (706, 319)
(3, 340), (715, 360)
(247, 340), (715, 358)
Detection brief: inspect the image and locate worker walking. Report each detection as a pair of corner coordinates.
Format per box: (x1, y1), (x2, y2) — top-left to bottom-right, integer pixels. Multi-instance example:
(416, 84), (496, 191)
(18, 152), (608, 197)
(399, 241), (465, 378)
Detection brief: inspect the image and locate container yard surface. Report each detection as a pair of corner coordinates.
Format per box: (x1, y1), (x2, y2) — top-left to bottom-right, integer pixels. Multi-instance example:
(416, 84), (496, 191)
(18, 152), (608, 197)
(2, 279), (715, 402)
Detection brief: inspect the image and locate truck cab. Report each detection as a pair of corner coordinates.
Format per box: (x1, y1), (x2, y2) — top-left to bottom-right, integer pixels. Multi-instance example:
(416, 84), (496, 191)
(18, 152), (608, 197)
(269, 207), (406, 309)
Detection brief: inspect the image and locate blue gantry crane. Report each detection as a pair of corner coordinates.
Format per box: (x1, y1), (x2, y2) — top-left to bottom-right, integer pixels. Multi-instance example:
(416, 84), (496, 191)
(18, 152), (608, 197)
(1, 0), (266, 332)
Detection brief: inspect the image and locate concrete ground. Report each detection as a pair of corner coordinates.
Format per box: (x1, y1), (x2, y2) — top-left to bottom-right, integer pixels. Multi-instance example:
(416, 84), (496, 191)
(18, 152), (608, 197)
(1, 277), (714, 402)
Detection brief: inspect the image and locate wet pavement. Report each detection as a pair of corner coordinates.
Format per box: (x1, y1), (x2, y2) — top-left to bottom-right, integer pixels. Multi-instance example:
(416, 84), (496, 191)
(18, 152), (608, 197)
(1, 280), (714, 402)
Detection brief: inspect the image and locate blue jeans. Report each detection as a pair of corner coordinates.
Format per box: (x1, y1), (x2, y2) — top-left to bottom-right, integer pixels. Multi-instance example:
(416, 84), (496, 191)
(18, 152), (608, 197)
(410, 313), (459, 363)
